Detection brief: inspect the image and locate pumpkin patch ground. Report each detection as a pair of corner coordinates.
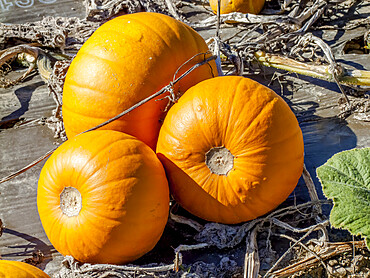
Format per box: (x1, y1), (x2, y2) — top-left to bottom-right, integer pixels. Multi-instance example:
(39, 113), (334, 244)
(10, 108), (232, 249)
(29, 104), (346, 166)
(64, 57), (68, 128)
(0, 1), (369, 277)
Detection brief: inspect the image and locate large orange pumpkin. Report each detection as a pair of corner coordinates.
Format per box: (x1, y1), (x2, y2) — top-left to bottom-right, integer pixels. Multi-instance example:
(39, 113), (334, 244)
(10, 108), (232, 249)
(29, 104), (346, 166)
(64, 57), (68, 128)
(37, 130), (169, 264)
(209, 0), (265, 14)
(62, 12), (217, 150)
(0, 260), (50, 277)
(156, 76), (304, 224)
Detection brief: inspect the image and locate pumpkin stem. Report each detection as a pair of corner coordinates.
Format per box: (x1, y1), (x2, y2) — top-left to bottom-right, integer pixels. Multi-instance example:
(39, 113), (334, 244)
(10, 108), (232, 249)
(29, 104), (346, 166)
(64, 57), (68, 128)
(205, 147), (234, 176)
(60, 187), (82, 217)
(254, 50), (370, 86)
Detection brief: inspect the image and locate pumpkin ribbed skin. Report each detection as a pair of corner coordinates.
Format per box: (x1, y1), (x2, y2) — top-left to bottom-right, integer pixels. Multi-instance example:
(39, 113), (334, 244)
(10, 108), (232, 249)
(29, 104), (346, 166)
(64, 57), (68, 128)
(62, 12), (217, 150)
(156, 76), (304, 224)
(37, 130), (169, 264)
(0, 260), (50, 277)
(209, 0), (265, 14)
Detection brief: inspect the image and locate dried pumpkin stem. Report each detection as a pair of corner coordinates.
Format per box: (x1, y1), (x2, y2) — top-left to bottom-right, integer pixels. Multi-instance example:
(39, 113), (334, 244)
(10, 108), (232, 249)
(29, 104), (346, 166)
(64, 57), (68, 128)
(60, 187), (82, 217)
(205, 146), (234, 175)
(254, 50), (370, 86)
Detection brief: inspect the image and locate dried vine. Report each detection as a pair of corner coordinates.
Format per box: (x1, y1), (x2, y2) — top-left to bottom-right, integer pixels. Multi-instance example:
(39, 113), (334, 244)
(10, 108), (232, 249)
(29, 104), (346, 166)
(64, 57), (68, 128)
(54, 199), (334, 277)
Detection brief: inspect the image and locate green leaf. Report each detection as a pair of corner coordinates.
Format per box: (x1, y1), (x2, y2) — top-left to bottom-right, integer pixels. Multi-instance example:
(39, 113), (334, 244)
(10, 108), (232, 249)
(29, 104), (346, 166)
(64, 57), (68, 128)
(316, 148), (370, 249)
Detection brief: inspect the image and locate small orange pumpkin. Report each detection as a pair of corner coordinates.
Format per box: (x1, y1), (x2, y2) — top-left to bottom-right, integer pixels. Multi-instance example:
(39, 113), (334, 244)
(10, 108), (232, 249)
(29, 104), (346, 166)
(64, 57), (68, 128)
(156, 76), (304, 224)
(0, 260), (50, 277)
(37, 130), (169, 264)
(209, 0), (265, 14)
(62, 12), (217, 150)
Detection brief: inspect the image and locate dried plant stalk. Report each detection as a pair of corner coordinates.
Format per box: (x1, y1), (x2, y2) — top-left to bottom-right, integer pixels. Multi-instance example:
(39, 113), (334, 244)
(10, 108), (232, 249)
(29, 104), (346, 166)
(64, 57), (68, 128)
(244, 226), (260, 278)
(302, 164), (322, 214)
(269, 241), (367, 277)
(254, 51), (370, 86)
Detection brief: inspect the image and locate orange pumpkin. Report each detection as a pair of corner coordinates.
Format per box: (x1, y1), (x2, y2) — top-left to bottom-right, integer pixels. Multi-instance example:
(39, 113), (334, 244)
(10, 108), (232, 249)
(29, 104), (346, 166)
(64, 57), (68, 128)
(156, 76), (304, 224)
(0, 260), (50, 277)
(62, 12), (217, 150)
(37, 130), (169, 264)
(209, 0), (265, 14)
